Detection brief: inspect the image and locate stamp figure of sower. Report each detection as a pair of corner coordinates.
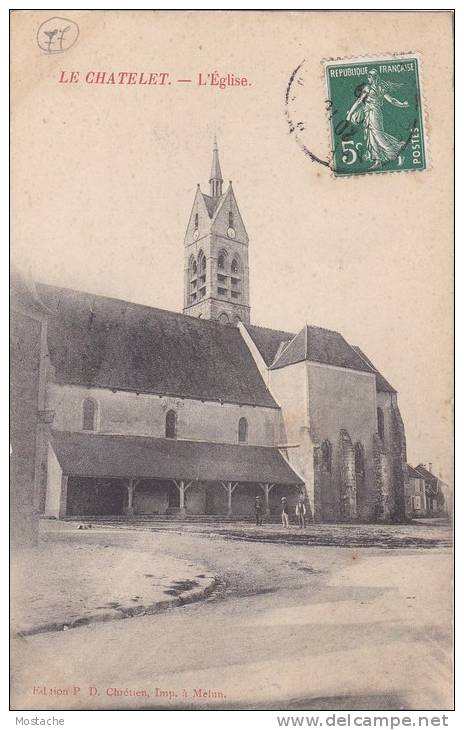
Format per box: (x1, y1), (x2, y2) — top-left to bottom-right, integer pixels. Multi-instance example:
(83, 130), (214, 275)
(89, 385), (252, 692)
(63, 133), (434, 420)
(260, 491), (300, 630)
(346, 69), (409, 170)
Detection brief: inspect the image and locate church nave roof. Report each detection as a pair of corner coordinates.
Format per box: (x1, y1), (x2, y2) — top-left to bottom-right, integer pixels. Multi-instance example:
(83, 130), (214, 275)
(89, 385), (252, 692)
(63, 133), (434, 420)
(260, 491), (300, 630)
(37, 283), (279, 409)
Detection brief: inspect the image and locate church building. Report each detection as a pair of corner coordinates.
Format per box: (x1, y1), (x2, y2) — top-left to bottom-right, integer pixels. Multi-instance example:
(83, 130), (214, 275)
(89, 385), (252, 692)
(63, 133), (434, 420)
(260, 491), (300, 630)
(31, 140), (408, 523)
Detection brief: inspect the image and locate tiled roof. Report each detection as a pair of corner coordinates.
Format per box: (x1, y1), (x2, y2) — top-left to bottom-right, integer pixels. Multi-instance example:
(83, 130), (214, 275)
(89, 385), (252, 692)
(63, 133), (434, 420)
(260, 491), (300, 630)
(270, 325), (373, 373)
(51, 431), (303, 485)
(37, 284), (278, 408)
(352, 347), (396, 393)
(243, 323), (295, 366)
(414, 464), (438, 484)
(407, 464), (424, 479)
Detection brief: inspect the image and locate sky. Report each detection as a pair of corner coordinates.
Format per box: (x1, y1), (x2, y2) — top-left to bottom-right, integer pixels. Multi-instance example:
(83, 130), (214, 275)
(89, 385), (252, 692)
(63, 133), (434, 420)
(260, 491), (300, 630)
(11, 10), (453, 482)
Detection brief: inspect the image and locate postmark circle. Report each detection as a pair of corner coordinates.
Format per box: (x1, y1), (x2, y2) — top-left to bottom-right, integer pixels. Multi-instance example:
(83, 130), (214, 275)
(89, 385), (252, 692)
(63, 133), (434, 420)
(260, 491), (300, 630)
(285, 59), (332, 171)
(37, 16), (79, 54)
(285, 55), (426, 177)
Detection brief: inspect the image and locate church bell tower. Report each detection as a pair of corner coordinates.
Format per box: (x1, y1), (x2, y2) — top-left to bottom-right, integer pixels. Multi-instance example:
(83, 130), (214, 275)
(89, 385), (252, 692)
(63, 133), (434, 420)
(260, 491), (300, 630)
(182, 138), (250, 325)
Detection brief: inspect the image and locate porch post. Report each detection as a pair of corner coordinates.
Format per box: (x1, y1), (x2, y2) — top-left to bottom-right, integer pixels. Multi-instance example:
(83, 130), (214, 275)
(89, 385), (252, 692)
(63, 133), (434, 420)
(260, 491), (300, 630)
(264, 484), (270, 516)
(125, 478), (136, 516)
(220, 481), (238, 517)
(179, 480), (186, 515)
(183, 480), (195, 515)
(230, 482), (239, 516)
(58, 475), (68, 519)
(227, 482), (233, 516)
(260, 483), (275, 516)
(172, 480), (194, 516)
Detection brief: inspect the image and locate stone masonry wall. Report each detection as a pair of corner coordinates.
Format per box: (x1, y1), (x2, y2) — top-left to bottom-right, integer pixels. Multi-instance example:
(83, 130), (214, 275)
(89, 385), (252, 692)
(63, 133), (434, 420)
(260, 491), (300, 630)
(339, 429), (357, 520)
(372, 433), (391, 520)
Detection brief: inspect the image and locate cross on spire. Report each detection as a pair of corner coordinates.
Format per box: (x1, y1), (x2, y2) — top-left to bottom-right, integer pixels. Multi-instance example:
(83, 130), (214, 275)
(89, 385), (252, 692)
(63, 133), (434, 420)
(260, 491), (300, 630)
(209, 135), (223, 198)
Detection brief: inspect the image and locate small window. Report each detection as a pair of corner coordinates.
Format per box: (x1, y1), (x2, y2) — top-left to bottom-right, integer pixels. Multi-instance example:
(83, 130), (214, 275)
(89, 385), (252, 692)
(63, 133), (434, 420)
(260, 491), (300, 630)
(231, 258), (239, 274)
(194, 213), (199, 228)
(321, 440), (331, 472)
(229, 211), (234, 227)
(231, 291), (240, 299)
(377, 407), (385, 441)
(82, 398), (97, 431)
(238, 417), (248, 443)
(217, 287), (227, 296)
(201, 255), (206, 271)
(192, 260), (197, 275)
(165, 410), (177, 439)
(218, 254), (225, 270)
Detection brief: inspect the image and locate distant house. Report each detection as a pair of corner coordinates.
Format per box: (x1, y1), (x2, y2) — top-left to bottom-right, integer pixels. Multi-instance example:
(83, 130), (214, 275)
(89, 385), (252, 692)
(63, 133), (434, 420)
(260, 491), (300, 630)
(414, 464), (448, 517)
(405, 465), (427, 517)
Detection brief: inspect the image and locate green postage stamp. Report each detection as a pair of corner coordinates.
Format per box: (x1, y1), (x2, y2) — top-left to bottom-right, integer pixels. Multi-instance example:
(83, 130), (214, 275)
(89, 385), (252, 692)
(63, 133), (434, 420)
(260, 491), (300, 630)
(324, 55), (427, 177)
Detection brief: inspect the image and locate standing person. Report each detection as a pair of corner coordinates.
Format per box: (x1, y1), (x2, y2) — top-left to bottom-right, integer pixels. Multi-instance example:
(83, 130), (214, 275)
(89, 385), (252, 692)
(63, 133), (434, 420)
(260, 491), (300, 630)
(254, 495), (263, 526)
(296, 497), (306, 528)
(281, 496), (289, 528)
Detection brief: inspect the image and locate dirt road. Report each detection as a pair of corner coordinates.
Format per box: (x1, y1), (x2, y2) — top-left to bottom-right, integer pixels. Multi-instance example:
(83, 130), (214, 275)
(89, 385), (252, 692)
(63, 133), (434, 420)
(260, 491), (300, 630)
(11, 522), (453, 711)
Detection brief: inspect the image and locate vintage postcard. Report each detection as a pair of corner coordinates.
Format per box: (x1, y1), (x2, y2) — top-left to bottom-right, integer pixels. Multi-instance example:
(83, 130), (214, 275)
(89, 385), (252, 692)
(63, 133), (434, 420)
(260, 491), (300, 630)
(10, 10), (454, 713)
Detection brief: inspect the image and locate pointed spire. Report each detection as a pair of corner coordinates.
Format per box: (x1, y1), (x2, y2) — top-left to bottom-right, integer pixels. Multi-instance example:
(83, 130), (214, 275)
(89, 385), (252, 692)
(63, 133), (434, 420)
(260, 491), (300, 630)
(209, 135), (223, 198)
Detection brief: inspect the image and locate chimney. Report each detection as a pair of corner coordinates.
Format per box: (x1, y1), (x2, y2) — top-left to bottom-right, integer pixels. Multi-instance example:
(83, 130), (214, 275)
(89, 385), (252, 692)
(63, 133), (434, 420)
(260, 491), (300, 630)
(428, 462), (433, 474)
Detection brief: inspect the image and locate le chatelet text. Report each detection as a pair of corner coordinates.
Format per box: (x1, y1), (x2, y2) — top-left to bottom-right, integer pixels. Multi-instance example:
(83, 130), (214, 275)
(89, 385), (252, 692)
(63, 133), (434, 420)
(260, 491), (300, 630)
(58, 71), (251, 89)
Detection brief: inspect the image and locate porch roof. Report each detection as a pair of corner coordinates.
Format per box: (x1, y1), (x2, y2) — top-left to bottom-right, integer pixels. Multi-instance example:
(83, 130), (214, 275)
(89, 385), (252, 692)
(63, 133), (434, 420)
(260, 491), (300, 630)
(50, 430), (303, 485)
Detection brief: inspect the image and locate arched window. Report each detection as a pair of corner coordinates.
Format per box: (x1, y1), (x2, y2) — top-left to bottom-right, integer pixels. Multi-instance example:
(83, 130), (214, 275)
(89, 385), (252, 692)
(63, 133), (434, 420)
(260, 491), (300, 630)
(377, 407), (385, 441)
(197, 250), (205, 269)
(165, 410), (177, 439)
(355, 442), (364, 474)
(82, 398), (97, 431)
(231, 258), (239, 274)
(197, 250), (207, 299)
(218, 312), (229, 325)
(238, 417), (248, 444)
(189, 256), (198, 303)
(217, 250), (228, 272)
(321, 439), (332, 472)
